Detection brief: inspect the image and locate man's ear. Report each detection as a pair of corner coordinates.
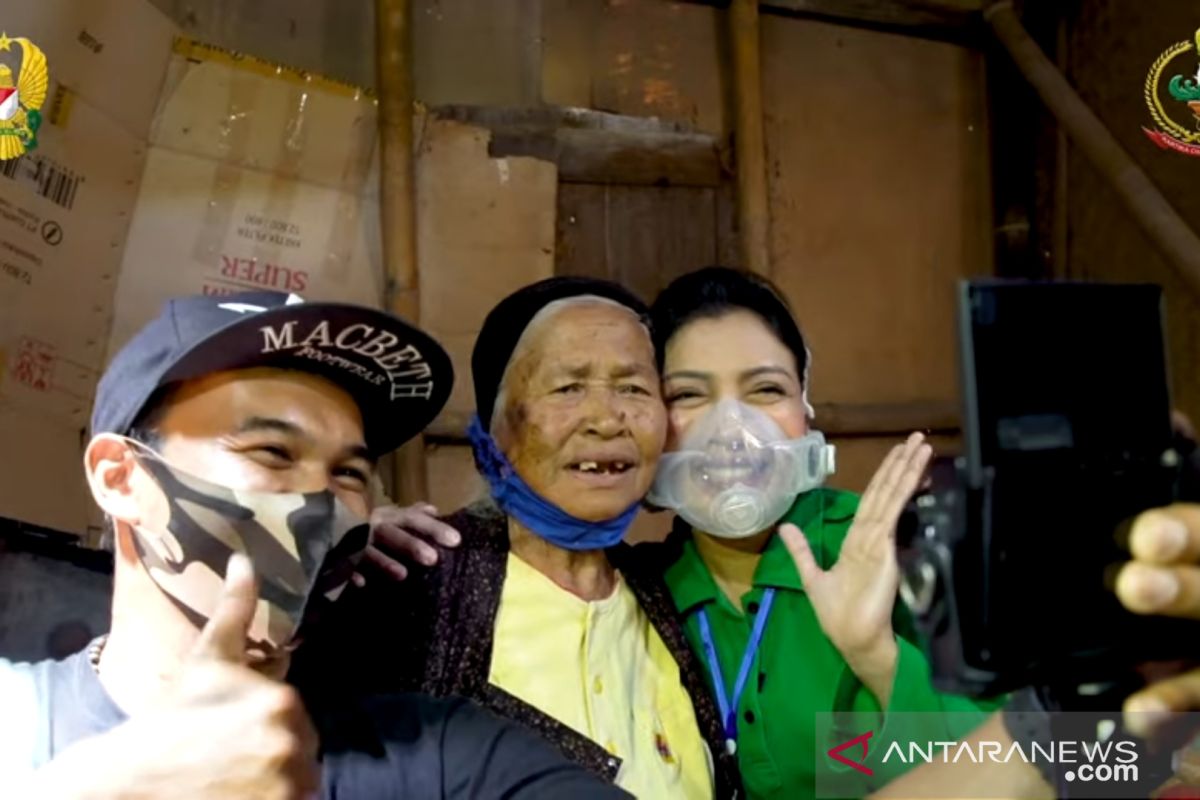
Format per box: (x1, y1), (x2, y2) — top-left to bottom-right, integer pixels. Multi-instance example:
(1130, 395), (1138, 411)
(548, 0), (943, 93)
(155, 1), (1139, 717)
(84, 434), (144, 527)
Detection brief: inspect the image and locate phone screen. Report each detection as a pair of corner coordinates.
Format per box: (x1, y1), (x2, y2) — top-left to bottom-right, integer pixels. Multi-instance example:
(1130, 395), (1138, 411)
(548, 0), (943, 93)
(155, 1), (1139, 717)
(958, 281), (1176, 678)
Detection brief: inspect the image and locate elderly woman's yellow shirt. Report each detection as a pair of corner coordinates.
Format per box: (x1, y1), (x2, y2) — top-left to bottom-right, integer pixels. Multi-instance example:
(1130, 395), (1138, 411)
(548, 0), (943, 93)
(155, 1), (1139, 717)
(489, 552), (714, 799)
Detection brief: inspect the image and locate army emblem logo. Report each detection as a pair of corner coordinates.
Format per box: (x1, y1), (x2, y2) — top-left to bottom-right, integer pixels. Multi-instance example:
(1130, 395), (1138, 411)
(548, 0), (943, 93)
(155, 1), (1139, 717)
(1144, 27), (1200, 157)
(0, 32), (49, 161)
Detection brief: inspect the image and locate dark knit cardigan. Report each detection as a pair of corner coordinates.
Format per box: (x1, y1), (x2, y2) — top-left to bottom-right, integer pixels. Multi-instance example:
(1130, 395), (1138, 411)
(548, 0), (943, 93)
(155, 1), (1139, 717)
(298, 502), (741, 799)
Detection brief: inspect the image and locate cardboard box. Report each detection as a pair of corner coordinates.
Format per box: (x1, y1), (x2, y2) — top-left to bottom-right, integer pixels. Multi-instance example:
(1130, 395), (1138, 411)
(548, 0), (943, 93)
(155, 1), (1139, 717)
(109, 146), (384, 350)
(0, 94), (148, 429)
(0, 409), (97, 539)
(108, 38), (383, 355)
(150, 39), (376, 190)
(1, 0), (177, 138)
(0, 79), (159, 539)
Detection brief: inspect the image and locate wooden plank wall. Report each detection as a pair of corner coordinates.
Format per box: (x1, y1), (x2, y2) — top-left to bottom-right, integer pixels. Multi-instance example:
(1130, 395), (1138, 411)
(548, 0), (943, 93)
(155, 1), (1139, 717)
(551, 9), (991, 498)
(556, 184), (737, 301)
(762, 15), (992, 490)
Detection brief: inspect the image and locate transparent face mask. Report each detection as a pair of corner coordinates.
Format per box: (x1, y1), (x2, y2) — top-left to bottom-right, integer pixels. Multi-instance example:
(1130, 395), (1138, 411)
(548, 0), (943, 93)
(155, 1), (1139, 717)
(647, 400), (836, 538)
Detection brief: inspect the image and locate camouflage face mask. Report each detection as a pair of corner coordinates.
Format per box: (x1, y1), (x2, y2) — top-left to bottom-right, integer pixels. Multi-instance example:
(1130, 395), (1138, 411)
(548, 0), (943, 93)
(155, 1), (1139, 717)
(124, 442), (370, 651)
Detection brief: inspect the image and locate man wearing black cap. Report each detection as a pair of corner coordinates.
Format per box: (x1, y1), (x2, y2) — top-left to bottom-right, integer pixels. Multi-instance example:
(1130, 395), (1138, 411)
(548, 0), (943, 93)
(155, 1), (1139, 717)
(0, 291), (627, 798)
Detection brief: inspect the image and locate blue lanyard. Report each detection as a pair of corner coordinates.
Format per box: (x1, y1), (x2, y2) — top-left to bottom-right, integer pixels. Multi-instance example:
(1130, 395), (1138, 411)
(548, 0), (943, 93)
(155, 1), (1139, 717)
(695, 587), (776, 756)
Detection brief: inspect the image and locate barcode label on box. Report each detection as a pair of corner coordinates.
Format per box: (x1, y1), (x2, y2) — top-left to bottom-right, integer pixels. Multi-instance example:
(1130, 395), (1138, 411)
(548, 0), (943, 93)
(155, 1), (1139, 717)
(0, 154), (82, 210)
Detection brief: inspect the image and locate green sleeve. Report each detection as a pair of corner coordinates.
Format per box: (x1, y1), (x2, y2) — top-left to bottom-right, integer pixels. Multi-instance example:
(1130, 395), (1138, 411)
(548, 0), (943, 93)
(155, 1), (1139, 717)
(876, 637), (1003, 783)
(885, 635), (1002, 721)
(888, 601), (1004, 718)
(811, 488), (1003, 791)
(821, 606), (1003, 792)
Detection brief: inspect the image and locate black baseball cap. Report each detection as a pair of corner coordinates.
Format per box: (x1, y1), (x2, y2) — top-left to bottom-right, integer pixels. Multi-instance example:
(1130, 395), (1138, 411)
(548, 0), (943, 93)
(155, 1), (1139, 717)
(92, 291), (453, 456)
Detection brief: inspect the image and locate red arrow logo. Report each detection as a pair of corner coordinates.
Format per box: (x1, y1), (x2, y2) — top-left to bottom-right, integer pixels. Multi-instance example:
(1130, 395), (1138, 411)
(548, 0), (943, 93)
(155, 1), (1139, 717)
(827, 731), (875, 776)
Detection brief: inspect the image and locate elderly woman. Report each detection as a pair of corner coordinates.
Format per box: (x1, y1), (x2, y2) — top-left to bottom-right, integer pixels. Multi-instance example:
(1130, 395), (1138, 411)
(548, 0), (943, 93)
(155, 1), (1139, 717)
(300, 277), (737, 799)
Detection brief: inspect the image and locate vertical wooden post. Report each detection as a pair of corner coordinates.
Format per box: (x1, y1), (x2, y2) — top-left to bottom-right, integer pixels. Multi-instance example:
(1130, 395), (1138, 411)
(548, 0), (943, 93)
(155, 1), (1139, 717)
(729, 0), (772, 276)
(376, 0), (428, 504)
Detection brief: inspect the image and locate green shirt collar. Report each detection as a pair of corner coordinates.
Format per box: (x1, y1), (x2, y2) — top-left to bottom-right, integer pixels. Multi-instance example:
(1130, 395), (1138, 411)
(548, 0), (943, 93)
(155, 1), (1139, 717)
(664, 489), (844, 614)
(663, 538), (719, 615)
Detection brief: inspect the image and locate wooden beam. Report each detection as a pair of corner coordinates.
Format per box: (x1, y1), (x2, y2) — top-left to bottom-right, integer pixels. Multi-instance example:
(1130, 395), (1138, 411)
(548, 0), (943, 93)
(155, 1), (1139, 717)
(812, 400), (960, 437)
(432, 105), (724, 187)
(762, 0), (981, 28)
(556, 128), (721, 187)
(376, 0), (428, 504)
(425, 400), (959, 442)
(729, 0), (772, 276)
(679, 0), (983, 41)
(984, 1), (1200, 299)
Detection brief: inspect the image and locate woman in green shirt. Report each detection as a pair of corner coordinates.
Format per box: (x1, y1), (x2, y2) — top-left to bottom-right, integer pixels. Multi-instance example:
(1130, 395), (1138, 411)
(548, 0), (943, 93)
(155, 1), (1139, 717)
(644, 266), (999, 799)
